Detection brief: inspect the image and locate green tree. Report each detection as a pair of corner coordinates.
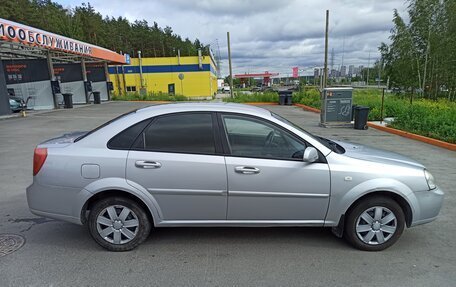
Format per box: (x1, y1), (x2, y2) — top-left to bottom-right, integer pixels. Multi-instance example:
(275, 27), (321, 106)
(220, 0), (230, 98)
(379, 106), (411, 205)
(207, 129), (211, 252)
(380, 0), (456, 100)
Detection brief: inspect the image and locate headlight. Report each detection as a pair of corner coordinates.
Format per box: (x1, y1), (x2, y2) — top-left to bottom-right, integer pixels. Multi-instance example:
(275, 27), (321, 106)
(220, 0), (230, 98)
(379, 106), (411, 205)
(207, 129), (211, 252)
(424, 169), (436, 190)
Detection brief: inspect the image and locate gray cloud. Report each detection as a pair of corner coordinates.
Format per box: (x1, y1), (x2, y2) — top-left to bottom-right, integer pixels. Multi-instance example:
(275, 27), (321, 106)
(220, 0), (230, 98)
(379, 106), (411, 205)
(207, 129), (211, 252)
(163, 0), (290, 16)
(60, 0), (408, 76)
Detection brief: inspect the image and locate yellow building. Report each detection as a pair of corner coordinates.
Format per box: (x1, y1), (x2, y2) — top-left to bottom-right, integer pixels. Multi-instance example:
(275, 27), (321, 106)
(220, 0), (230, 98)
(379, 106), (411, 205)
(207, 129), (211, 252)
(109, 55), (218, 98)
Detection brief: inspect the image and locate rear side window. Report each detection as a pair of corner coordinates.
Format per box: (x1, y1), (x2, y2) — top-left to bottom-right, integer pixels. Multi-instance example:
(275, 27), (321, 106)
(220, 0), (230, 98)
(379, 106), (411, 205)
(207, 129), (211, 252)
(108, 119), (150, 150)
(134, 113), (216, 154)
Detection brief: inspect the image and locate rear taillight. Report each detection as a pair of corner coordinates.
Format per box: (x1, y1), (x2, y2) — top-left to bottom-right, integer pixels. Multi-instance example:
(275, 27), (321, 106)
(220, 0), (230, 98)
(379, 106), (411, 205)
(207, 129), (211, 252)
(33, 148), (47, 176)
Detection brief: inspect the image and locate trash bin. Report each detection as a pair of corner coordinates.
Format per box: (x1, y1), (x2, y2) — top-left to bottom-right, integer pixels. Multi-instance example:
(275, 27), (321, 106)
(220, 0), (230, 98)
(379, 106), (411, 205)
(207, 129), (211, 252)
(354, 106), (370, 130)
(285, 93), (293, 105)
(351, 104), (358, 121)
(278, 94), (286, 105)
(62, 93), (73, 109)
(278, 91), (292, 105)
(93, 91), (101, 104)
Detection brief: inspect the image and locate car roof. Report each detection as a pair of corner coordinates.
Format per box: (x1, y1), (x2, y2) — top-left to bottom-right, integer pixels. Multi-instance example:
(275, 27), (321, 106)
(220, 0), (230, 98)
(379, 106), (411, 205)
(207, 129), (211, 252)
(135, 102), (272, 117)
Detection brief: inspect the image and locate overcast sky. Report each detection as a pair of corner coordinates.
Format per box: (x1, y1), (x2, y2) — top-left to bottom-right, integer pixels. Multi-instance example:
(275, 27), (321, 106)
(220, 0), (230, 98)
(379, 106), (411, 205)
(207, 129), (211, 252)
(59, 0), (408, 76)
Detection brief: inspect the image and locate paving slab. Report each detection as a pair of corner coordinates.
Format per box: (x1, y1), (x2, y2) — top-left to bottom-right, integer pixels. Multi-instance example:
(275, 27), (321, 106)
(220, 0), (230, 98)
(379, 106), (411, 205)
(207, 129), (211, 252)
(0, 102), (455, 287)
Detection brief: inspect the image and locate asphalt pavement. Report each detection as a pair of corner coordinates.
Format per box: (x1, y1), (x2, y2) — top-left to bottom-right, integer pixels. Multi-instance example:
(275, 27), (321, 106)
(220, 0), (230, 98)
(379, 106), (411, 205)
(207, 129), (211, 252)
(0, 102), (455, 286)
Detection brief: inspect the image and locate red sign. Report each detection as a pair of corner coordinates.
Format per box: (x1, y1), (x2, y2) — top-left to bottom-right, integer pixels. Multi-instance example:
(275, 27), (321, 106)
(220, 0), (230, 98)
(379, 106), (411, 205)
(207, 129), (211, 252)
(292, 67), (299, 78)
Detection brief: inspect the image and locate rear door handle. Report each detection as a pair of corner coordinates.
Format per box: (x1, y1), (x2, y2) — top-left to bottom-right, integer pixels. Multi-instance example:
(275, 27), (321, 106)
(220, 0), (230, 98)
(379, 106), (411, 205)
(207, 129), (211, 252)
(235, 166), (260, 174)
(135, 160), (162, 169)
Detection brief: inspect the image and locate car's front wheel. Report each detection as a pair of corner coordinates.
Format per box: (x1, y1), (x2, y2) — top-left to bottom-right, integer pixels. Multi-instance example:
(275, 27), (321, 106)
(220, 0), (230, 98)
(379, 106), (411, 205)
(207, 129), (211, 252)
(88, 197), (151, 251)
(344, 196), (405, 251)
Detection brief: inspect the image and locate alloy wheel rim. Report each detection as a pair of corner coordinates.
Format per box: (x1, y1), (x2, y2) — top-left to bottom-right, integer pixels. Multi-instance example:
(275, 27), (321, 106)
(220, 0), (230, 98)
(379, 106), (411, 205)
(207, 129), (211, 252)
(355, 206), (397, 245)
(96, 205), (139, 244)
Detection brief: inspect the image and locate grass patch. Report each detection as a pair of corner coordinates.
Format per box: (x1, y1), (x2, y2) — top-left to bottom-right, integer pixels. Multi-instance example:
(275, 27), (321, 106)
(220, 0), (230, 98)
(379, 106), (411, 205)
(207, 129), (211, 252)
(389, 100), (456, 143)
(352, 90), (407, 121)
(223, 89), (315, 103)
(222, 91), (279, 103)
(295, 88), (321, 108)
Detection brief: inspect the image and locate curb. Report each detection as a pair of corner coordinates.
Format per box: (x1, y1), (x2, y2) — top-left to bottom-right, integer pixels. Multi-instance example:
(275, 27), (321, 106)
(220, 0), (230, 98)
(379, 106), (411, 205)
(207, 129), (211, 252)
(293, 103), (321, 113)
(367, 122), (456, 151)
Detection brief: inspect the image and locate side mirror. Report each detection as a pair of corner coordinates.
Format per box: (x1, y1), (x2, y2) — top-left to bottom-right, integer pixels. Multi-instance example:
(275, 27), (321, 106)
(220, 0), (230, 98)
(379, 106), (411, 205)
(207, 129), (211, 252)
(303, 147), (319, 163)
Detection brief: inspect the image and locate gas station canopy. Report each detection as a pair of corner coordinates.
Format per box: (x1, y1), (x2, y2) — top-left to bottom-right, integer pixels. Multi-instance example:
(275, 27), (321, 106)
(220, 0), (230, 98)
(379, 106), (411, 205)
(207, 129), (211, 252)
(0, 18), (127, 64)
(0, 18), (127, 116)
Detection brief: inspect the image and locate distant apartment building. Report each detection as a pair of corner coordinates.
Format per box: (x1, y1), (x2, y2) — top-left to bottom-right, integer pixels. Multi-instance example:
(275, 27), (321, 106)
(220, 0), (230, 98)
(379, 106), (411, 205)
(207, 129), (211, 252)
(330, 69), (339, 78)
(314, 68), (320, 78)
(340, 65), (347, 77)
(348, 65), (355, 77)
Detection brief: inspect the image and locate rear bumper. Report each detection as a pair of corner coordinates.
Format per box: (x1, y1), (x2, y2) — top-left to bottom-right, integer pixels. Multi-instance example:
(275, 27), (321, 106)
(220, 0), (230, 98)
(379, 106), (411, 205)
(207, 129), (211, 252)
(29, 208), (82, 225)
(410, 186), (444, 227)
(26, 181), (92, 225)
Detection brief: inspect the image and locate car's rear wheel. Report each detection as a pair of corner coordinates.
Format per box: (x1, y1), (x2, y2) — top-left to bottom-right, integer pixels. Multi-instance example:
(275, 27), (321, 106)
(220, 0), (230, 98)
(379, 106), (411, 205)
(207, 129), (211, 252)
(344, 196), (405, 251)
(88, 197), (151, 251)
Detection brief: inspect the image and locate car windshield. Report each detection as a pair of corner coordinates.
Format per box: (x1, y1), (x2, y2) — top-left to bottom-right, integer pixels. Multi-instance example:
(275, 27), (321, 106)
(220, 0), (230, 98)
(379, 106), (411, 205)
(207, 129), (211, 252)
(271, 112), (345, 154)
(74, 109), (138, 142)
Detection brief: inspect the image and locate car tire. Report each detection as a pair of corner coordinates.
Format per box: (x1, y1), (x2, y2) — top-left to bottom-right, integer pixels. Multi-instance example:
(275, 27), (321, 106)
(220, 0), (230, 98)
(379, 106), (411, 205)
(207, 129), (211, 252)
(344, 196), (405, 251)
(88, 197), (151, 251)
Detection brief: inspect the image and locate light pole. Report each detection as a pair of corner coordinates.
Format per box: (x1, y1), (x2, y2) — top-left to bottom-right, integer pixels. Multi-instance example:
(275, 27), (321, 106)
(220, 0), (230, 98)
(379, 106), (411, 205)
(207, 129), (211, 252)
(323, 10), (329, 88)
(227, 31), (234, 99)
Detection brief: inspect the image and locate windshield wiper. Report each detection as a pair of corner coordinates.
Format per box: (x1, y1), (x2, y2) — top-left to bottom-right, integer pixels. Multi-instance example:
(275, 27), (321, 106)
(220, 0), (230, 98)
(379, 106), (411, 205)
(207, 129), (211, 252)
(317, 136), (345, 154)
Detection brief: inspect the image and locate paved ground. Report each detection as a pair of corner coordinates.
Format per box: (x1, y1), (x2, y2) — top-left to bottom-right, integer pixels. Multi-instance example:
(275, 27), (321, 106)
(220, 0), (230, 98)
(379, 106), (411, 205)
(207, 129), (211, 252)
(0, 102), (455, 286)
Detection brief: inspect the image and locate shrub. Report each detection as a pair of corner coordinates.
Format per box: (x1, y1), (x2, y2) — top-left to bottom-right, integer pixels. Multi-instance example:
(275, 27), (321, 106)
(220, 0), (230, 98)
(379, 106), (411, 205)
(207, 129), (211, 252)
(352, 89), (407, 120)
(111, 92), (188, 101)
(390, 99), (456, 143)
(297, 88), (321, 109)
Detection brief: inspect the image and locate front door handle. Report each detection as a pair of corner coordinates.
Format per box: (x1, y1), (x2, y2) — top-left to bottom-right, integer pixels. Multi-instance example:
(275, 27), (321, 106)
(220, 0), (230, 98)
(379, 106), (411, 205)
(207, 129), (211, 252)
(135, 160), (162, 169)
(235, 166), (260, 174)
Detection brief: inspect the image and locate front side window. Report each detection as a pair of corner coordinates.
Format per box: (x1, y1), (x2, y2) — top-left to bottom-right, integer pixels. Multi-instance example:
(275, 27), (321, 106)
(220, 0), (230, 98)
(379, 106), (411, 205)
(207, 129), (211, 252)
(135, 113), (216, 154)
(222, 115), (306, 160)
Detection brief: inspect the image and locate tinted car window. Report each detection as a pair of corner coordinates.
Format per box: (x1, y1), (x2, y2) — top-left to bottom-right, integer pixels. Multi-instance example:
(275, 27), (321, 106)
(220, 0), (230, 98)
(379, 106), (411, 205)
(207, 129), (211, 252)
(222, 115), (306, 160)
(136, 113), (215, 154)
(108, 119), (151, 150)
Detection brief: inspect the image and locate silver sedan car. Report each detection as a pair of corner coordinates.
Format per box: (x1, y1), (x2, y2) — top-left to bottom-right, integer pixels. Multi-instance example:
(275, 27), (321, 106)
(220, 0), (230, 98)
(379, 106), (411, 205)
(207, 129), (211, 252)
(27, 103), (444, 251)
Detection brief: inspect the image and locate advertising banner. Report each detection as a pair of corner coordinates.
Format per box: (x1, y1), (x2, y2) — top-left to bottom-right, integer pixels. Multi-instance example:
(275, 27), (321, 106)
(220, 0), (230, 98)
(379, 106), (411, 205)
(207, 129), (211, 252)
(292, 67), (299, 78)
(53, 63), (83, 83)
(2, 59), (49, 84)
(86, 63), (106, 82)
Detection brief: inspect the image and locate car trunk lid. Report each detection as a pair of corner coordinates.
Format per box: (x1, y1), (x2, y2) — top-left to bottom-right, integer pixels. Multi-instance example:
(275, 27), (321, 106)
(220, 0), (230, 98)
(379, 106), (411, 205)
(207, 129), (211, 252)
(38, 131), (88, 148)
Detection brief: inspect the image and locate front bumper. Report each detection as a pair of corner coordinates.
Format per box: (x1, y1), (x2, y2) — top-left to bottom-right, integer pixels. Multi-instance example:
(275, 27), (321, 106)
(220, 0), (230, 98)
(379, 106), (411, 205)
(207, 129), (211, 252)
(410, 186), (444, 227)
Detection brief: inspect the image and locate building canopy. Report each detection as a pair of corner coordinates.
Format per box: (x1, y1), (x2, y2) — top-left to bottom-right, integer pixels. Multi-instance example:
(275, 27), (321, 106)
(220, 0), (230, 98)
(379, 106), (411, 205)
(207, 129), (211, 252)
(0, 18), (127, 64)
